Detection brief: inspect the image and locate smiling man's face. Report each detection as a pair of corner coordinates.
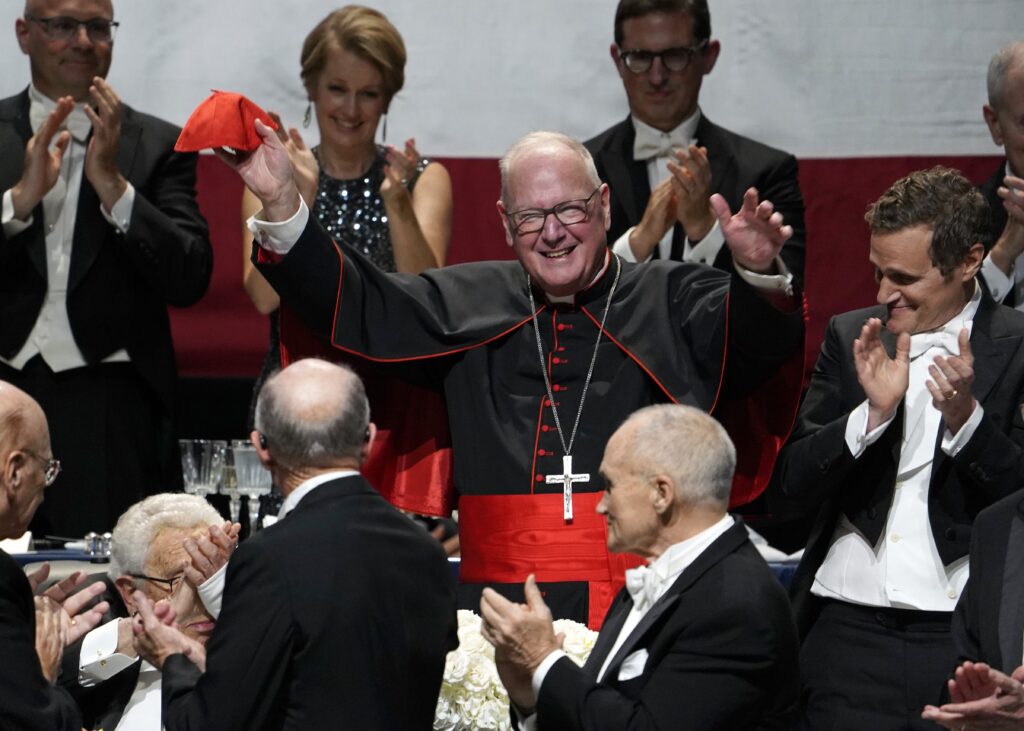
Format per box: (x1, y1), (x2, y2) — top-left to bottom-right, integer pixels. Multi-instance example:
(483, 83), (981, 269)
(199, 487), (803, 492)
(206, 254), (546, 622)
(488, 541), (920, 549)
(871, 225), (972, 335)
(499, 144), (610, 298)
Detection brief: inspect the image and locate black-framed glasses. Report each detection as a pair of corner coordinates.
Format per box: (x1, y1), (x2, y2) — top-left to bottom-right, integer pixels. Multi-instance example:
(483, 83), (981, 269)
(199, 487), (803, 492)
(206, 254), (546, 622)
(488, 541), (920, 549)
(618, 40), (708, 74)
(505, 187), (601, 236)
(129, 573), (185, 595)
(25, 15), (119, 43)
(23, 450), (61, 487)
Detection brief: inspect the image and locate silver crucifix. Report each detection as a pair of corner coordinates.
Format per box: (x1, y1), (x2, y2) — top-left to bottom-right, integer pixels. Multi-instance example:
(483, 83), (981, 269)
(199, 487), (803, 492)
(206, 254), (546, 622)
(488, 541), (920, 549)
(546, 454), (590, 521)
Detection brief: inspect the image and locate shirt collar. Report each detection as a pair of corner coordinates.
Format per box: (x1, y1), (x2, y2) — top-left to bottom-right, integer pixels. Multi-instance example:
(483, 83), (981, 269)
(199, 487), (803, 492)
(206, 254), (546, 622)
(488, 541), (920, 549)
(631, 107), (702, 157)
(646, 513), (734, 586)
(278, 469), (360, 519)
(28, 83), (92, 143)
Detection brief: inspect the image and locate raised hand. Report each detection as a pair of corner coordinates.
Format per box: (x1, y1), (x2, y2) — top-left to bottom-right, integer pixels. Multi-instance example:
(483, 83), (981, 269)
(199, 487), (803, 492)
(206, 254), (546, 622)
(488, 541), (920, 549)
(713, 187), (793, 273)
(266, 111), (319, 206)
(183, 521), (239, 586)
(215, 118), (300, 222)
(925, 328), (976, 435)
(132, 591), (206, 671)
(380, 137), (423, 203)
(922, 661), (1024, 729)
(30, 568), (110, 645)
(667, 144), (715, 241)
(83, 77), (127, 211)
(9, 97), (74, 220)
(853, 317), (910, 431)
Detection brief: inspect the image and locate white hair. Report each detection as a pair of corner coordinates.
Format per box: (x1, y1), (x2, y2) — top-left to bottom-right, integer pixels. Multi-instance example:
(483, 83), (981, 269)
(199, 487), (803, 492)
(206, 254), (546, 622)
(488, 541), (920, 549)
(108, 493), (222, 578)
(988, 40), (1024, 109)
(498, 131), (601, 207)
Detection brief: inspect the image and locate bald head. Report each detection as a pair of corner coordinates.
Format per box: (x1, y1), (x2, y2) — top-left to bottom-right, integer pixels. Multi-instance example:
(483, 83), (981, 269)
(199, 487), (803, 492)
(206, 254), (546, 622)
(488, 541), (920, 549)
(24, 0), (113, 16)
(253, 359), (370, 468)
(988, 40), (1024, 110)
(498, 131), (601, 207)
(612, 404), (735, 510)
(0, 381), (52, 539)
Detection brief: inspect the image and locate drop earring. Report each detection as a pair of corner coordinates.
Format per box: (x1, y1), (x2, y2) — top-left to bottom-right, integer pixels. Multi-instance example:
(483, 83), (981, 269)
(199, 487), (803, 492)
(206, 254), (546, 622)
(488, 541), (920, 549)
(303, 103), (312, 129)
(381, 113), (388, 142)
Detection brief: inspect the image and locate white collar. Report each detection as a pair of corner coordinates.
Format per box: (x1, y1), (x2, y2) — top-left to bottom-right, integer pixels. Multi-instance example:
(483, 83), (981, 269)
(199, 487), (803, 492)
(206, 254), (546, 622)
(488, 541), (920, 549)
(278, 470), (359, 519)
(28, 83), (92, 142)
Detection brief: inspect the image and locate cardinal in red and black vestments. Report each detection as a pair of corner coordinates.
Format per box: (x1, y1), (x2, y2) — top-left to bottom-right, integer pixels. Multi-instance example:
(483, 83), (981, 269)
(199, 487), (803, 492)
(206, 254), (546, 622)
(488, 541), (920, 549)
(229, 127), (804, 629)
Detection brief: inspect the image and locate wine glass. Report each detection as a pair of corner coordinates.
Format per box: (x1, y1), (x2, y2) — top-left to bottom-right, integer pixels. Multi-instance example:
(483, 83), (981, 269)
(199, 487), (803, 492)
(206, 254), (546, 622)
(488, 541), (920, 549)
(231, 441), (273, 533)
(179, 439), (227, 499)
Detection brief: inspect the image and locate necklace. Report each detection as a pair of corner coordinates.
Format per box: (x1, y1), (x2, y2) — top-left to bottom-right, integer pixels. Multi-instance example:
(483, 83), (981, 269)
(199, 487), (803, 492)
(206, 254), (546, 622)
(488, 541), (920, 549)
(527, 254), (621, 521)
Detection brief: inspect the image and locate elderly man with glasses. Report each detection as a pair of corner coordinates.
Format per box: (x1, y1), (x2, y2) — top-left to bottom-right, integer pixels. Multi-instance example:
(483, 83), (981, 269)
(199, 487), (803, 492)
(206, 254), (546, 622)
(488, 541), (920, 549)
(585, 0), (806, 288)
(0, 0), (212, 538)
(218, 122), (804, 630)
(62, 492), (237, 731)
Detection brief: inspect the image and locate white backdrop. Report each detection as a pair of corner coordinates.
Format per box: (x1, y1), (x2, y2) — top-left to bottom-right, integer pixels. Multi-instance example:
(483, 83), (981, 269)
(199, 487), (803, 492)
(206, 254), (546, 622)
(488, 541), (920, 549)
(1, 0), (1021, 158)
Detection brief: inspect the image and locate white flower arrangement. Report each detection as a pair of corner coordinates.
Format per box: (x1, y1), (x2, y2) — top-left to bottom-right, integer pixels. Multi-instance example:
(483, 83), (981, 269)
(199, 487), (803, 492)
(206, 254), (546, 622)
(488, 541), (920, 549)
(434, 609), (599, 730)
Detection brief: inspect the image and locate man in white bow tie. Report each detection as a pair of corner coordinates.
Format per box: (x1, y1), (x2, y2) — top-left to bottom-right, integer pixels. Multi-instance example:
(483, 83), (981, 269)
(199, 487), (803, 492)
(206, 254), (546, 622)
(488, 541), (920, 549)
(775, 166), (1024, 729)
(584, 0), (806, 287)
(481, 403), (800, 730)
(0, 0), (212, 538)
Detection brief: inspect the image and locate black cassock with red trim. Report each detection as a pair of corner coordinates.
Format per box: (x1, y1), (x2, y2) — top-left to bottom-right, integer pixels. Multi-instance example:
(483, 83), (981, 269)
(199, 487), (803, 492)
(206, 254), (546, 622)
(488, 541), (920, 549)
(259, 215), (804, 628)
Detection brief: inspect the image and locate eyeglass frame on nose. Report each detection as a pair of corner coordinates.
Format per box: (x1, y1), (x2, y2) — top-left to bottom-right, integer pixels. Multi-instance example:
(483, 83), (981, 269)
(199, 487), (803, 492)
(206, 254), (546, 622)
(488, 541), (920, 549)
(505, 186), (602, 236)
(23, 450), (61, 487)
(617, 39), (708, 75)
(129, 572), (186, 596)
(24, 14), (119, 43)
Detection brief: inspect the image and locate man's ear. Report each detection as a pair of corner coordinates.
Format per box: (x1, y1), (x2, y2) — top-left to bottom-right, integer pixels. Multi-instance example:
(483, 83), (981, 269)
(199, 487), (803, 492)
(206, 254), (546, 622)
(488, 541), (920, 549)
(114, 576), (137, 614)
(699, 39), (721, 76)
(651, 475), (675, 515)
(359, 423), (378, 464)
(497, 200), (515, 248)
(15, 18), (30, 55)
(984, 104), (1005, 147)
(963, 242), (986, 281)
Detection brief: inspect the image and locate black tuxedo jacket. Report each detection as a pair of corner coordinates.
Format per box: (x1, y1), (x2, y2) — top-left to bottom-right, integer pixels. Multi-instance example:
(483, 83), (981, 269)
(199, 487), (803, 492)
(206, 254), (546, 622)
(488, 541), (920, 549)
(0, 549), (82, 731)
(777, 293), (1024, 635)
(584, 114), (806, 287)
(531, 520), (799, 730)
(0, 88), (211, 413)
(160, 475), (459, 730)
(952, 488), (1024, 674)
(980, 161), (1009, 252)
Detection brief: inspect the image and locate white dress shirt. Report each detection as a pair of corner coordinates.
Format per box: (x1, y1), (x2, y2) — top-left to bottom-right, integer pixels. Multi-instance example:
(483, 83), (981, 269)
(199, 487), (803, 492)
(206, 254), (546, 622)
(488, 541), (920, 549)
(812, 285), (982, 610)
(979, 161), (1024, 311)
(515, 515), (736, 730)
(0, 84), (134, 372)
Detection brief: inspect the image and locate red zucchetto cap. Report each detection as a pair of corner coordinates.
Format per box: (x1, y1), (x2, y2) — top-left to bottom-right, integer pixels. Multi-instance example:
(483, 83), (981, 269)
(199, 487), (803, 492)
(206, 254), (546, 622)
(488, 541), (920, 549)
(174, 90), (278, 152)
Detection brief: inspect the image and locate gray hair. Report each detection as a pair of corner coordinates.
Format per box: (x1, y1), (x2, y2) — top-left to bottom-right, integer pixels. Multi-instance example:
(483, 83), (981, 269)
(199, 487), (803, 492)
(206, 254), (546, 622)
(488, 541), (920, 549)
(108, 493), (222, 579)
(499, 131), (601, 208)
(618, 404), (735, 509)
(988, 40), (1024, 109)
(253, 359), (370, 467)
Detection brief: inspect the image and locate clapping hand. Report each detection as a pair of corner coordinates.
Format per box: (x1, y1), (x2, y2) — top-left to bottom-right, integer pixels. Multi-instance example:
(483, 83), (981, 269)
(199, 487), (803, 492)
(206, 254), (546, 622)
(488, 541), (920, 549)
(853, 317), (910, 431)
(132, 591), (206, 672)
(183, 521), (239, 586)
(922, 661), (1024, 729)
(381, 138), (423, 203)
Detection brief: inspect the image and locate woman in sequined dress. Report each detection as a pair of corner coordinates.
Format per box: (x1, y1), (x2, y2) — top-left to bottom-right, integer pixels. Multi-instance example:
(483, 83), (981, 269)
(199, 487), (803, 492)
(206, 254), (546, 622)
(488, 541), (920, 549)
(240, 5), (452, 422)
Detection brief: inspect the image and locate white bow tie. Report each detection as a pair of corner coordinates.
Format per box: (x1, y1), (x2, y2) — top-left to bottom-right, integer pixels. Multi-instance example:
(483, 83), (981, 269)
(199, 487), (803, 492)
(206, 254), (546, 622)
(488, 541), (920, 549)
(908, 327), (962, 360)
(624, 564), (660, 612)
(30, 99), (92, 144)
(633, 125), (692, 161)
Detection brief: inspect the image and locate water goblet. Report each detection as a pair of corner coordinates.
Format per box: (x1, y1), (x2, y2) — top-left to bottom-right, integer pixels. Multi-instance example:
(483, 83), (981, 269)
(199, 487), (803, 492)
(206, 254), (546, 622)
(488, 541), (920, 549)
(179, 439), (227, 499)
(231, 441), (273, 533)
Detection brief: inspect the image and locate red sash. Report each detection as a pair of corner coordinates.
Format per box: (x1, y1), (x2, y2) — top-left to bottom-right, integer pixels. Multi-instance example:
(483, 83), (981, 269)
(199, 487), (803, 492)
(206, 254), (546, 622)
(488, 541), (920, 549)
(458, 492), (643, 629)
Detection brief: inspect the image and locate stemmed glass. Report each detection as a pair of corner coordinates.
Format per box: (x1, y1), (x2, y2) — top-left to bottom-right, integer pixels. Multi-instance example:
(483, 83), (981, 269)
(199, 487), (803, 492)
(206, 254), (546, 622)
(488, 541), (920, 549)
(179, 439), (227, 499)
(231, 440), (273, 533)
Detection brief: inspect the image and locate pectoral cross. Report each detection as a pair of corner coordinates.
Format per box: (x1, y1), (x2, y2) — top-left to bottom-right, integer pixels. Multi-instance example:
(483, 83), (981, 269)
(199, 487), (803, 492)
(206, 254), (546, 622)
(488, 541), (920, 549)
(546, 454), (590, 521)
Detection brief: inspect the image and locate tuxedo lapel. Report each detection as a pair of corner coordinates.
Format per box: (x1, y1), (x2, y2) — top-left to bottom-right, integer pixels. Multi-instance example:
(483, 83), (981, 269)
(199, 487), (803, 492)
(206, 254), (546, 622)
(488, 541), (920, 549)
(599, 118), (648, 232)
(583, 590), (632, 680)
(695, 116), (736, 205)
(998, 506), (1024, 670)
(598, 522), (748, 682)
(0, 90), (47, 279)
(969, 298), (1021, 405)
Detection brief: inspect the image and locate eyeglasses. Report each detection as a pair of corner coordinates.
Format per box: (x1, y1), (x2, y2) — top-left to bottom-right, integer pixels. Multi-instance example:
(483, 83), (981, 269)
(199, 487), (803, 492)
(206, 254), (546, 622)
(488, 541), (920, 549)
(618, 40), (708, 74)
(23, 450), (61, 487)
(505, 187), (602, 236)
(25, 15), (119, 43)
(129, 572), (185, 596)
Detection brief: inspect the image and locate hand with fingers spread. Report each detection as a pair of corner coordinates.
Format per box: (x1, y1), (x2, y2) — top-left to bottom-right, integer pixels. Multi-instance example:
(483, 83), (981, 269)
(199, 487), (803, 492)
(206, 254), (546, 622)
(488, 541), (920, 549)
(266, 111), (319, 205)
(33, 596), (65, 684)
(83, 77), (127, 211)
(29, 568), (110, 645)
(925, 328), (977, 435)
(853, 317), (911, 431)
(9, 97), (74, 220)
(668, 144), (716, 241)
(480, 574), (564, 712)
(628, 177), (678, 261)
(183, 521), (240, 586)
(922, 662), (1024, 729)
(217, 118), (301, 222)
(132, 591), (206, 672)
(714, 187), (793, 273)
